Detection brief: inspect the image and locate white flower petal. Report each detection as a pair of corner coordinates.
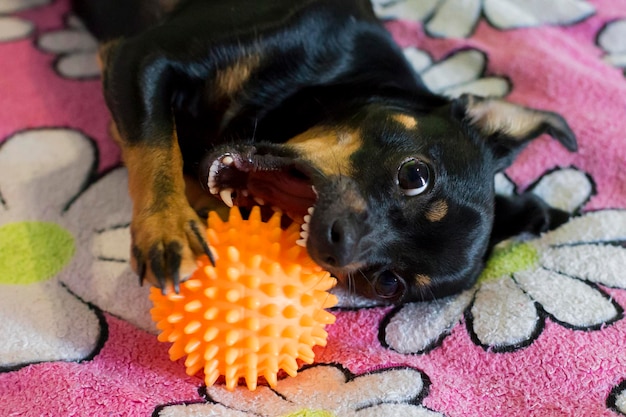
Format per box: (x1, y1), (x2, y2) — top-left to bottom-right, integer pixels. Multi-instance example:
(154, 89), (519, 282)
(279, 367), (425, 411)
(495, 172), (516, 196)
(57, 52), (100, 79)
(616, 387), (626, 414)
(0, 129), (95, 219)
(404, 47), (433, 73)
(357, 404), (444, 417)
(67, 14), (86, 30)
(421, 49), (485, 93)
(0, 0), (49, 13)
(530, 168), (592, 213)
(157, 403), (252, 417)
(425, 0), (482, 38)
(372, 0), (441, 21)
(598, 19), (626, 55)
(471, 277), (538, 348)
(0, 17), (33, 42)
(64, 168), (131, 233)
(38, 29), (98, 53)
(206, 383), (295, 415)
(540, 210), (626, 247)
(59, 169), (154, 331)
(0, 281), (101, 367)
(93, 227), (131, 261)
(441, 76), (510, 98)
(383, 290), (474, 353)
(540, 244), (626, 289)
(514, 268), (618, 328)
(604, 53), (626, 69)
(483, 0), (594, 29)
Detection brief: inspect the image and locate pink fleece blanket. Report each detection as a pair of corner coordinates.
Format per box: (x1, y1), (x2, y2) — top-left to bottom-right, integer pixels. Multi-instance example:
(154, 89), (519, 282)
(2, 1), (626, 416)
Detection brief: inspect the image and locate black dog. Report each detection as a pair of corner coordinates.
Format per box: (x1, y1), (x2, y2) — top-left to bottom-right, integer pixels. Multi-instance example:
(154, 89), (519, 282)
(74, 0), (577, 303)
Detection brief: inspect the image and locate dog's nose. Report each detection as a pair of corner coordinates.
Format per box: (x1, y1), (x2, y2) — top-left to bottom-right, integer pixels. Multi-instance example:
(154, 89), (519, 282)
(311, 215), (361, 268)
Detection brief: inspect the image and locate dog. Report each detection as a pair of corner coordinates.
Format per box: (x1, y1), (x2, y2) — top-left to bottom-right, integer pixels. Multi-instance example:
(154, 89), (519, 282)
(73, 0), (577, 304)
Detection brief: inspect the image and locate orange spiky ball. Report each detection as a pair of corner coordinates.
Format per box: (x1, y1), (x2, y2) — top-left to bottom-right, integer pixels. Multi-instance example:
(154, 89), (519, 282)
(149, 207), (337, 391)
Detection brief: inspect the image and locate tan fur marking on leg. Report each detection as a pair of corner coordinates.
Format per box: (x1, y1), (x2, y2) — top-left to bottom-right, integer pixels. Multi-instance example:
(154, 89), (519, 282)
(392, 114), (418, 130)
(426, 199), (448, 222)
(287, 127), (363, 177)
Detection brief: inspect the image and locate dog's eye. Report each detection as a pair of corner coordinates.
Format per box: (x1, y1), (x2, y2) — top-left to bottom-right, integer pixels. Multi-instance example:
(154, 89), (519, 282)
(397, 158), (430, 196)
(374, 271), (406, 300)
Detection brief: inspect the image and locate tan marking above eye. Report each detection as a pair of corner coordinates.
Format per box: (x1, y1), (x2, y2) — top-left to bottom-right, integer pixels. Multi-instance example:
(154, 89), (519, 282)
(426, 199), (448, 222)
(415, 274), (432, 287)
(392, 114), (418, 130)
(214, 54), (261, 97)
(286, 127), (363, 177)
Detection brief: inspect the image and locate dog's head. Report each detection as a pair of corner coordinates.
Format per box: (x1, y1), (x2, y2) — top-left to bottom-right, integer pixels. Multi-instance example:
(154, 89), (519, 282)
(201, 94), (576, 303)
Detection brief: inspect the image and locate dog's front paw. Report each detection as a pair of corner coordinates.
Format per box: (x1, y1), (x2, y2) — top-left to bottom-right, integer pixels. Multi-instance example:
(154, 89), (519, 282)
(130, 204), (213, 294)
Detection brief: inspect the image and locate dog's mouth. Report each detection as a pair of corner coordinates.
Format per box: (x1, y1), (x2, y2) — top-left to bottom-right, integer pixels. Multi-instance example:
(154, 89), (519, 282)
(202, 150), (317, 246)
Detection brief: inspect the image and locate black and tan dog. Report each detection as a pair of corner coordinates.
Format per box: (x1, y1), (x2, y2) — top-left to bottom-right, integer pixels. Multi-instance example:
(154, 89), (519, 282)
(74, 0), (577, 303)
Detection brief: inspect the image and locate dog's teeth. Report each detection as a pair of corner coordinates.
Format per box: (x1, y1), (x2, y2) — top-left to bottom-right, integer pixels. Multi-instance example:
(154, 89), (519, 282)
(208, 160), (221, 194)
(220, 188), (235, 208)
(254, 197), (266, 206)
(307, 207), (315, 216)
(300, 230), (309, 240)
(221, 155), (234, 166)
(312, 186), (318, 197)
(301, 223), (309, 232)
(242, 190), (249, 197)
(303, 214), (311, 225)
(296, 238), (307, 248)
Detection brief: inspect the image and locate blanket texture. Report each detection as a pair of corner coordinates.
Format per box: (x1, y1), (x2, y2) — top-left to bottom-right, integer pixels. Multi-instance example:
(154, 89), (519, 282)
(1, 0), (626, 416)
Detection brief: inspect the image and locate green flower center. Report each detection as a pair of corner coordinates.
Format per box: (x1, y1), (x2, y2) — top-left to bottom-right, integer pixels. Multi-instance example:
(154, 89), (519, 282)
(0, 221), (75, 285)
(282, 410), (336, 417)
(479, 242), (538, 283)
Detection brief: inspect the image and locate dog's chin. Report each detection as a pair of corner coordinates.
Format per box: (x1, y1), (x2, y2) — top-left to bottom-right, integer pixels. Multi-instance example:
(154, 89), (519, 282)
(200, 147), (318, 224)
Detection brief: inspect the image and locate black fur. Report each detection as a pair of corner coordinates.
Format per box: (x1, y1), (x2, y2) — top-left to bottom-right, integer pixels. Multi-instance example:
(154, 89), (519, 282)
(74, 0), (577, 303)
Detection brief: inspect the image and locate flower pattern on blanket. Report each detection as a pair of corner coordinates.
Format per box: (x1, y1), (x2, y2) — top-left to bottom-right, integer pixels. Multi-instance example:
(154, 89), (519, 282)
(37, 14), (99, 79)
(0, 128), (103, 369)
(382, 168), (626, 354)
(156, 364), (444, 417)
(404, 47), (510, 98)
(372, 0), (595, 38)
(0, 0), (50, 42)
(597, 19), (626, 76)
(609, 380), (626, 415)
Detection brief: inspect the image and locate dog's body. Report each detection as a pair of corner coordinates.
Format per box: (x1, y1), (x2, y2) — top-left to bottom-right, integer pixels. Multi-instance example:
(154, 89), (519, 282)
(74, 0), (577, 303)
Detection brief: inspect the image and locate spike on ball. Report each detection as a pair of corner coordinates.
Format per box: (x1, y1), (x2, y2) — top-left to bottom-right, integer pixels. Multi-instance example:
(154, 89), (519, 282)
(150, 207), (337, 391)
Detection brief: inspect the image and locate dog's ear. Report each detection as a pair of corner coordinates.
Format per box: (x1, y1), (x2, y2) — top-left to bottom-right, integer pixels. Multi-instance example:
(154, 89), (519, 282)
(452, 94), (577, 171)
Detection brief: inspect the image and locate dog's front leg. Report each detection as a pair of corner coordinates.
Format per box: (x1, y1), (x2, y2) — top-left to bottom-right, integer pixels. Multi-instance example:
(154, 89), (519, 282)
(102, 41), (213, 293)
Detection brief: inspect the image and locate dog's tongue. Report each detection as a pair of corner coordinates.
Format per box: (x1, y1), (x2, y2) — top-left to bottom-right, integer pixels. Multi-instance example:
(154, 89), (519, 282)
(247, 170), (316, 220)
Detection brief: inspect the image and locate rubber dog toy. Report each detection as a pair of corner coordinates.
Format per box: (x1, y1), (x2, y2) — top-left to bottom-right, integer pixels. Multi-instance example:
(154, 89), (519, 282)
(149, 206), (338, 391)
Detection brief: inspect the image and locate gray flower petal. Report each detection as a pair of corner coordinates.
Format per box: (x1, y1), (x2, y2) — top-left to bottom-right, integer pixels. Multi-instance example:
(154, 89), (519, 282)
(384, 290), (474, 353)
(514, 268), (619, 328)
(530, 167), (592, 213)
(540, 244), (626, 289)
(421, 49), (485, 93)
(471, 277), (538, 348)
(0, 17), (33, 42)
(0, 0), (49, 13)
(598, 19), (626, 55)
(483, 0), (594, 29)
(425, 0), (482, 38)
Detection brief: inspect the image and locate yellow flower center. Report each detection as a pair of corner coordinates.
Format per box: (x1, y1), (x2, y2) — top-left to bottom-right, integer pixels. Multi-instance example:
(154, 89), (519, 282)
(0, 221), (75, 284)
(282, 410), (336, 417)
(479, 242), (538, 283)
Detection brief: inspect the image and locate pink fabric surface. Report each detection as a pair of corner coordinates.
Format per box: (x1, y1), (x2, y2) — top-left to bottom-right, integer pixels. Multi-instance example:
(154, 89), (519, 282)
(1, 1), (626, 416)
